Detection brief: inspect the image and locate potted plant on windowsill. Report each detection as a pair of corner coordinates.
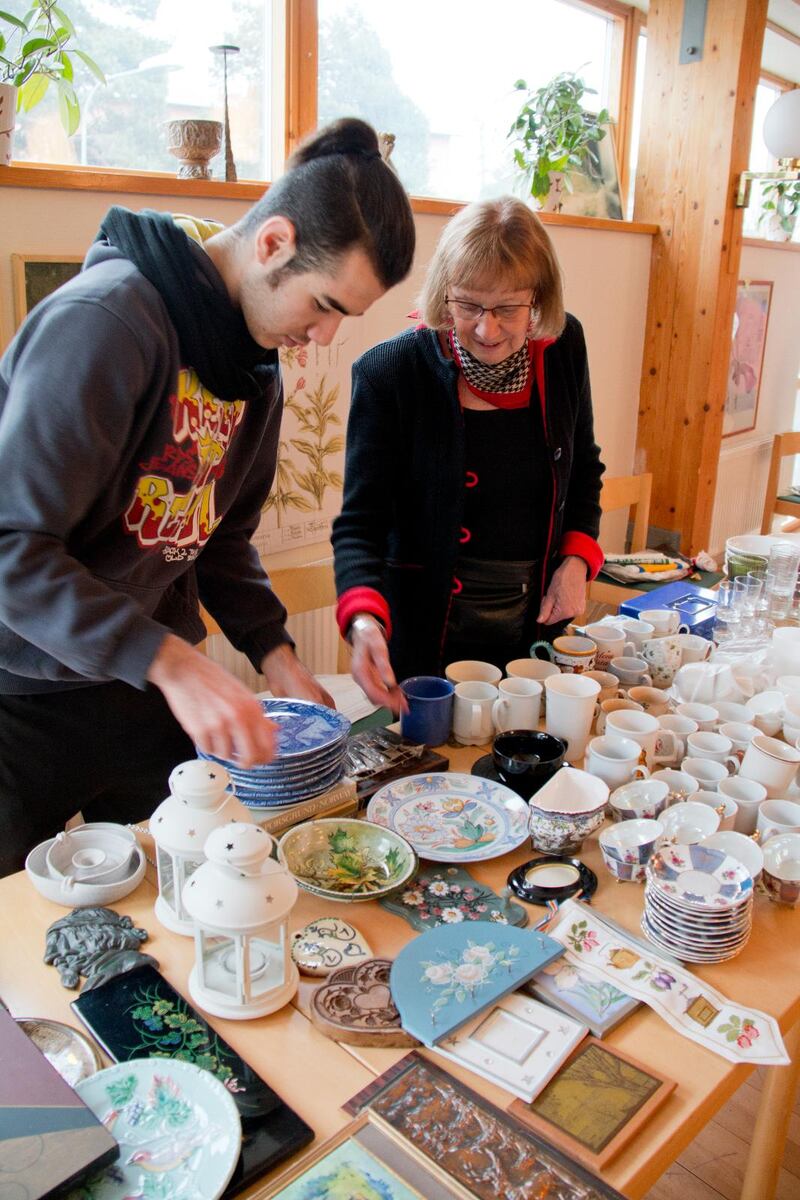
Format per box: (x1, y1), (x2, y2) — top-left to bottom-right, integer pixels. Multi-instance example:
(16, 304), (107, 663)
(759, 177), (800, 242)
(508, 70), (609, 213)
(0, 0), (104, 166)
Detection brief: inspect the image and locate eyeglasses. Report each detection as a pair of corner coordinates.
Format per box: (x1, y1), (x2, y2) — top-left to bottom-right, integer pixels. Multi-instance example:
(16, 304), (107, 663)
(445, 297), (533, 323)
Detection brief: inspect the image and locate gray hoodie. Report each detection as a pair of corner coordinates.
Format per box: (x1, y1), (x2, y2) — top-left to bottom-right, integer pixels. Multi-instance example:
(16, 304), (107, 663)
(0, 234), (290, 694)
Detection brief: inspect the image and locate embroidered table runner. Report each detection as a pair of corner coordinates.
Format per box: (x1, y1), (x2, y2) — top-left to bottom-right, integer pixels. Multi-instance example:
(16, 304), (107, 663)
(545, 900), (789, 1065)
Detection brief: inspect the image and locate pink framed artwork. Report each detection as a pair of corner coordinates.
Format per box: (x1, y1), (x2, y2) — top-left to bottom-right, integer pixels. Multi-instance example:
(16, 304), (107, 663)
(723, 280), (773, 437)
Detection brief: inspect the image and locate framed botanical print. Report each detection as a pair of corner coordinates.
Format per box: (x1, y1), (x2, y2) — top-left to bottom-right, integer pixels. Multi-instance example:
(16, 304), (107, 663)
(510, 1037), (676, 1170)
(11, 254), (84, 328)
(253, 1110), (474, 1200)
(723, 280), (773, 437)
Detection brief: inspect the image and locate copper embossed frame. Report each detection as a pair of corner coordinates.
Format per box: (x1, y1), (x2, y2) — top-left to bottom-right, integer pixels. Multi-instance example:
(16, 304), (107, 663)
(11, 254), (83, 328)
(345, 1052), (627, 1200)
(254, 1110), (475, 1200)
(510, 1037), (676, 1171)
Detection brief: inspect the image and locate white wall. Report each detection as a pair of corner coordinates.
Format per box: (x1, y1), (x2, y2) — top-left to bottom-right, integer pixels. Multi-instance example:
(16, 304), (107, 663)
(737, 243), (800, 441)
(0, 187), (652, 567)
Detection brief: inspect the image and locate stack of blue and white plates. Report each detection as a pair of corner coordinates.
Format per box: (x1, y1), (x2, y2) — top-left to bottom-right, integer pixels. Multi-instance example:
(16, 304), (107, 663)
(198, 698), (351, 811)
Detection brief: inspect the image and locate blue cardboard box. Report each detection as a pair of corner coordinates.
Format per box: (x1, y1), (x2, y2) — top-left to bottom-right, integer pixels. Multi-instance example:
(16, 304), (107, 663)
(618, 580), (718, 640)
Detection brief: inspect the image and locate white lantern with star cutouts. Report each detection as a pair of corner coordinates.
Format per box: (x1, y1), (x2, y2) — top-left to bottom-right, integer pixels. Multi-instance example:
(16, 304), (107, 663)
(182, 821), (299, 1019)
(150, 759), (253, 935)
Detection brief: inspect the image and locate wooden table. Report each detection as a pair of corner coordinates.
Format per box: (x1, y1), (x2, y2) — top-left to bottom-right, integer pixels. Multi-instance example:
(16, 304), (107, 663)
(1, 738), (798, 1200)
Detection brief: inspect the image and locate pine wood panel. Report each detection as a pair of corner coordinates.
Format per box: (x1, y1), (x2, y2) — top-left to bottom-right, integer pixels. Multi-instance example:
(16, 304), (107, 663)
(633, 0), (768, 555)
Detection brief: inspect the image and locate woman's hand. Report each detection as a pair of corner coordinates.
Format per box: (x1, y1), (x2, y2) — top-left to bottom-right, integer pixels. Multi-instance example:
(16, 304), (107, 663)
(348, 614), (407, 714)
(537, 556), (589, 626)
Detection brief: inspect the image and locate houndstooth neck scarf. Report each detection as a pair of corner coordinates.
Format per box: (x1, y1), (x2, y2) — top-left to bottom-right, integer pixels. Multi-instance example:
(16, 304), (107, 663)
(449, 330), (532, 409)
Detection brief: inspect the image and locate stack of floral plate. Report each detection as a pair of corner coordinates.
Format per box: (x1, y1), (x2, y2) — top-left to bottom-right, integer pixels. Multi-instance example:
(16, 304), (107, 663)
(199, 698), (350, 810)
(642, 841), (754, 964)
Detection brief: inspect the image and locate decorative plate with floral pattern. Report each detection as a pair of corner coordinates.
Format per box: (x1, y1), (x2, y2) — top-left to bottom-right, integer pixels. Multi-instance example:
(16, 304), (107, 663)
(366, 773), (530, 862)
(646, 842), (753, 910)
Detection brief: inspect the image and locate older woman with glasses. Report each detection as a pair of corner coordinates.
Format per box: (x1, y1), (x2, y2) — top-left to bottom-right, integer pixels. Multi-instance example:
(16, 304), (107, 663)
(332, 196), (605, 711)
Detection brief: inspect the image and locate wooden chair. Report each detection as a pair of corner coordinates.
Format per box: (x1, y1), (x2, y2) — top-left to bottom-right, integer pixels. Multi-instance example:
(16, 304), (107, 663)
(587, 472), (653, 608)
(760, 432), (800, 534)
(201, 557), (350, 674)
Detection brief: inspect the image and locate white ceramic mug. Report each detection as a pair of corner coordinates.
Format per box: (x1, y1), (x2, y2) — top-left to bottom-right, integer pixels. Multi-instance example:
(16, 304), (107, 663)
(739, 734), (800, 799)
(685, 731), (739, 774)
(617, 618), (655, 652)
(628, 686), (670, 716)
(492, 677), (542, 733)
(584, 671), (625, 703)
(641, 635), (682, 689)
(693, 789), (738, 832)
(718, 721), (759, 764)
(681, 756), (729, 792)
(656, 714), (698, 766)
(675, 702), (719, 732)
(608, 656), (652, 688)
(544, 673), (601, 763)
(505, 658), (560, 714)
(639, 608), (687, 637)
(675, 633), (712, 664)
(744, 691), (785, 738)
(713, 701), (752, 727)
(582, 623), (634, 672)
(757, 799), (800, 842)
(452, 681), (498, 746)
(532, 635), (597, 674)
(584, 735), (650, 789)
(446, 660), (503, 686)
(650, 767), (700, 803)
(718, 775), (768, 835)
(595, 697), (644, 735)
(605, 709), (680, 769)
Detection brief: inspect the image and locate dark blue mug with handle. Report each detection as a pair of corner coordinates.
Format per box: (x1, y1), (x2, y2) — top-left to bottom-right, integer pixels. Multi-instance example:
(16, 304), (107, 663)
(400, 676), (455, 746)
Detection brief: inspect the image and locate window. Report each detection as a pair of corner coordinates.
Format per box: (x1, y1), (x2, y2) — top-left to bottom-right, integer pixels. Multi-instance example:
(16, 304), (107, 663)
(7, 0), (275, 180)
(317, 0), (618, 202)
(742, 79), (787, 237)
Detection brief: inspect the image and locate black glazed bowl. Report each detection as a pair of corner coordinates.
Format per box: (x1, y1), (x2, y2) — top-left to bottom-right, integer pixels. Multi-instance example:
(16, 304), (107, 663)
(491, 730), (567, 799)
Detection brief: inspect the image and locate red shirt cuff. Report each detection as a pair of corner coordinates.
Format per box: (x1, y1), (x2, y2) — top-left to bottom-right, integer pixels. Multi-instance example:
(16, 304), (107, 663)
(336, 587), (393, 640)
(559, 531), (605, 581)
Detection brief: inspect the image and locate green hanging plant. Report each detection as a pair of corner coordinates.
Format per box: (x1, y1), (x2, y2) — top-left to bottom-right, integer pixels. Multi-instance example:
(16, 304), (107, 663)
(0, 1), (104, 136)
(508, 70), (609, 205)
(759, 177), (800, 238)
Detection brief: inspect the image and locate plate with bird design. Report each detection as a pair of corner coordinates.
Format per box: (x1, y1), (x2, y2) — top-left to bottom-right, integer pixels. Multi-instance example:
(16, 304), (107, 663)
(70, 1056), (241, 1200)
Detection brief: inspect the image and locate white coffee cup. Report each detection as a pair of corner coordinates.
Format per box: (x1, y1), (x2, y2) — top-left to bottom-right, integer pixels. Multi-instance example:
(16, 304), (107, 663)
(505, 658), (560, 686)
(659, 800), (720, 844)
(718, 775), (768, 834)
(681, 756), (729, 791)
(739, 734), (800, 799)
(744, 690), (785, 738)
(639, 608), (687, 636)
(452, 681), (498, 745)
(650, 767), (700, 804)
(608, 656), (652, 688)
(718, 721), (759, 764)
(675, 633), (712, 663)
(685, 731), (739, 774)
(628, 686), (670, 716)
(545, 673), (601, 763)
(675, 702), (719, 732)
(492, 677), (542, 733)
(446, 660), (503, 686)
(595, 697), (644, 735)
(583, 623), (634, 672)
(713, 700), (751, 727)
(617, 618), (655, 652)
(605, 709), (680, 769)
(757, 799), (800, 842)
(692, 789), (738, 832)
(585, 735), (650, 789)
(656, 714), (698, 766)
(584, 671), (625, 703)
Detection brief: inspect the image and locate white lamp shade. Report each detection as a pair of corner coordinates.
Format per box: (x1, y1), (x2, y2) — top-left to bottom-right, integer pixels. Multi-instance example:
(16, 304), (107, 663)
(763, 89), (800, 160)
(150, 760), (252, 855)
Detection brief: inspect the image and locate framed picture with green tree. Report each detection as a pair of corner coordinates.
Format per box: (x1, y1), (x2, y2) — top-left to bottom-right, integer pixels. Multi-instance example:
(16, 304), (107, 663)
(11, 254), (83, 328)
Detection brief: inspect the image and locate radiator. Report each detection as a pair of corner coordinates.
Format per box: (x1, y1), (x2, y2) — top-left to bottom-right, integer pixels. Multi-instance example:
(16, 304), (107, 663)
(204, 607), (340, 691)
(708, 435), (774, 559)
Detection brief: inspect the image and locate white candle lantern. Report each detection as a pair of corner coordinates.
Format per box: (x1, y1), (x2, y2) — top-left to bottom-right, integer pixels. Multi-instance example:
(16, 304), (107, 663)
(182, 822), (299, 1019)
(150, 759), (252, 935)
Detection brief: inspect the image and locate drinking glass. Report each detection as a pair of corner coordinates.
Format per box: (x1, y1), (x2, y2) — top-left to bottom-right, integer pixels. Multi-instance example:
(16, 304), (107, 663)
(732, 574), (763, 637)
(712, 579), (738, 643)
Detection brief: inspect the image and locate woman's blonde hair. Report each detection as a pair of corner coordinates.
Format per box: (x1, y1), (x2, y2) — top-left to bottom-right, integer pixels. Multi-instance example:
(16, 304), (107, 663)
(418, 196), (565, 339)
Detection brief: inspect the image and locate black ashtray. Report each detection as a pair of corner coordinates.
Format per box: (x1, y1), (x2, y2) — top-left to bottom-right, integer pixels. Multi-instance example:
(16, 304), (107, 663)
(507, 856), (597, 906)
(492, 730), (566, 799)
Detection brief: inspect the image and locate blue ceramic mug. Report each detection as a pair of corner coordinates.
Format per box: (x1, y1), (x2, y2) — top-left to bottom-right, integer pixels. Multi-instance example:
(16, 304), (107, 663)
(400, 676), (455, 746)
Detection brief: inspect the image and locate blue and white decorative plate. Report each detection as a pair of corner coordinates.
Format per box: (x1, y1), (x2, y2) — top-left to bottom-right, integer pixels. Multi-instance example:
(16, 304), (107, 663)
(70, 1057), (241, 1200)
(258, 698), (351, 758)
(646, 842), (753, 910)
(366, 773), (529, 863)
